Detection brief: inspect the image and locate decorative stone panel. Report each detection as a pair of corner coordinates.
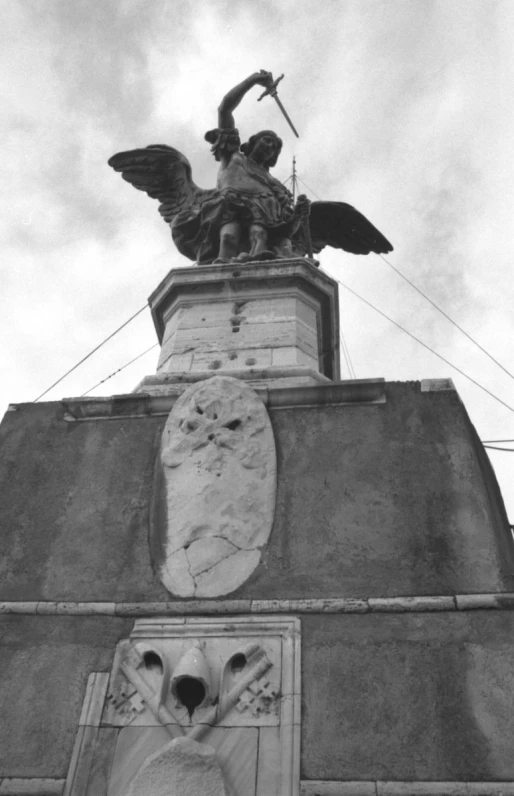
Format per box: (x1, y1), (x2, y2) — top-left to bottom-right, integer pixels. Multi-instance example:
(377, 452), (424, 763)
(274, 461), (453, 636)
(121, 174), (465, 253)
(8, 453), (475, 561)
(150, 376), (277, 598)
(62, 616), (300, 795)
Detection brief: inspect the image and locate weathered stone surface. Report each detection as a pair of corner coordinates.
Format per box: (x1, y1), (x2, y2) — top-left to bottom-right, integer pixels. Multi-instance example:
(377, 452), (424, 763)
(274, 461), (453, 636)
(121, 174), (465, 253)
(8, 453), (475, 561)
(0, 384), (512, 603)
(0, 402), (169, 603)
(301, 612), (514, 781)
(151, 376), (276, 597)
(107, 726), (172, 796)
(158, 318), (318, 369)
(79, 672), (110, 726)
(104, 617), (298, 794)
(271, 346), (318, 369)
(147, 260), (341, 386)
(126, 737), (227, 796)
(204, 727), (259, 796)
(0, 616), (131, 777)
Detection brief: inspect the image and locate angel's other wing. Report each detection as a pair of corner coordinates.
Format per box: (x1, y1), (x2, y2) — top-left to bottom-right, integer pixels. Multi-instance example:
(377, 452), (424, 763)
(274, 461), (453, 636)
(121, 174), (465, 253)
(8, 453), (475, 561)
(108, 145), (214, 225)
(308, 201), (393, 255)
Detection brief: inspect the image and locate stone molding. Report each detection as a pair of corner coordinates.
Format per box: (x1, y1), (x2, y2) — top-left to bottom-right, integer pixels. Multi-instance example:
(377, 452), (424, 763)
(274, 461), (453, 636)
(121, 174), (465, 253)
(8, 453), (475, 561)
(62, 673), (110, 796)
(420, 378), (456, 392)
(301, 782), (514, 795)
(2, 778), (514, 795)
(56, 379), (386, 421)
(0, 781), (65, 795)
(3, 594), (514, 616)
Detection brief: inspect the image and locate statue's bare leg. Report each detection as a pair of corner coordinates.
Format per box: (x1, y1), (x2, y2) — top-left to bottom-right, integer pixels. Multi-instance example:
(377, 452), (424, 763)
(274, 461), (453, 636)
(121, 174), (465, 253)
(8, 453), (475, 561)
(249, 224), (269, 256)
(217, 222), (241, 262)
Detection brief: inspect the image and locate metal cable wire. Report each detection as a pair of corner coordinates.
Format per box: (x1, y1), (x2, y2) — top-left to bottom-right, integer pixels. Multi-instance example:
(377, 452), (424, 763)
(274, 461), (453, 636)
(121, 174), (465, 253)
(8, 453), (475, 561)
(290, 168), (514, 432)
(336, 277), (514, 416)
(339, 333), (353, 379)
(294, 167), (514, 391)
(378, 254), (514, 383)
(81, 343), (159, 397)
(296, 176), (323, 201)
(33, 304), (149, 402)
(339, 330), (356, 379)
(340, 320), (356, 378)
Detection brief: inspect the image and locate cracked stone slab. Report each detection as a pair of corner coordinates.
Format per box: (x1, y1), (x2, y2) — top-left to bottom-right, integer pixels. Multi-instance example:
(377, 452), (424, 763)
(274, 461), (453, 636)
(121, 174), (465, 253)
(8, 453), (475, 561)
(151, 376), (277, 598)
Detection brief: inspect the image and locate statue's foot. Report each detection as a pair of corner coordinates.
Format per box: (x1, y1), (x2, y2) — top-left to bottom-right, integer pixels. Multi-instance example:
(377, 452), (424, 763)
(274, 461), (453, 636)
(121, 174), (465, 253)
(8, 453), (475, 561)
(235, 252), (252, 262)
(251, 250), (278, 262)
(213, 257), (231, 264)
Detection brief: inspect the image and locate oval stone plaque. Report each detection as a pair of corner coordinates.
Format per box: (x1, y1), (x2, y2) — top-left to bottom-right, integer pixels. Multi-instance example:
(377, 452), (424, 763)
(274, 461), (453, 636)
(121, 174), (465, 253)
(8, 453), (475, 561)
(151, 376), (277, 597)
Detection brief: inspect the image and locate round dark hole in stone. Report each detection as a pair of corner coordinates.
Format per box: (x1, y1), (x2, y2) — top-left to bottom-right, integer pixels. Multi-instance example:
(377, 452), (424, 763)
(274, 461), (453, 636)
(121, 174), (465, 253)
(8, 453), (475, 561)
(176, 677), (206, 713)
(225, 419), (241, 431)
(230, 653), (247, 673)
(208, 433), (215, 441)
(144, 651), (163, 674)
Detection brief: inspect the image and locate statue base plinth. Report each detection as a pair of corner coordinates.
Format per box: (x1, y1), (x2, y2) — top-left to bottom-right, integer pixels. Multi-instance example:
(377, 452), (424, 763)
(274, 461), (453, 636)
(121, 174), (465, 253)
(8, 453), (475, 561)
(135, 365), (331, 396)
(138, 258), (340, 395)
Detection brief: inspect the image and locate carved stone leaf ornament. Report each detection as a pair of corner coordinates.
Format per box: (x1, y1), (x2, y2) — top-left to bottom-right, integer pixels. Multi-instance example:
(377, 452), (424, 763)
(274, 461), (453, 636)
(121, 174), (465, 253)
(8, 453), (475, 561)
(151, 376), (277, 597)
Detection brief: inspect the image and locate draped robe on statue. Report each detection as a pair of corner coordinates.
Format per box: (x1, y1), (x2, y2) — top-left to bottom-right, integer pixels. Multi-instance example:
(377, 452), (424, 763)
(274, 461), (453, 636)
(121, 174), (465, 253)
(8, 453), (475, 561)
(172, 128), (295, 263)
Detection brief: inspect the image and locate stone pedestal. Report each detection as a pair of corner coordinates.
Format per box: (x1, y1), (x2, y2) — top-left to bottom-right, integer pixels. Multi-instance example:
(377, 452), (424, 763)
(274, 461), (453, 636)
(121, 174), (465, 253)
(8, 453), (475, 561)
(136, 258), (340, 394)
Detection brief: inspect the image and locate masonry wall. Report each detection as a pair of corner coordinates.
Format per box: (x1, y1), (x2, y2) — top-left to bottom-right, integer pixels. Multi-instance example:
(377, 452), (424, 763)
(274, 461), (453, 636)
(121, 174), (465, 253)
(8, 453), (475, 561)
(1, 613), (514, 781)
(0, 382), (513, 603)
(1, 381), (514, 783)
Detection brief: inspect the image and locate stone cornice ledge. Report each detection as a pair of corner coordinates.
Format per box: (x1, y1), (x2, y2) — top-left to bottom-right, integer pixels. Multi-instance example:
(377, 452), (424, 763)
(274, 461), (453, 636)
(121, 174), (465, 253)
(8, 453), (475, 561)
(2, 594), (514, 616)
(0, 779), (64, 795)
(301, 782), (514, 795)
(59, 379), (385, 421)
(1, 778), (512, 795)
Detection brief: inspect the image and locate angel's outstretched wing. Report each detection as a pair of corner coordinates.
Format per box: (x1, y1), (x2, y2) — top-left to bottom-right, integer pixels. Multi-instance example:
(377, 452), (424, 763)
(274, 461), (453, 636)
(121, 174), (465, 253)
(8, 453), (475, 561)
(108, 144), (215, 225)
(307, 201), (393, 255)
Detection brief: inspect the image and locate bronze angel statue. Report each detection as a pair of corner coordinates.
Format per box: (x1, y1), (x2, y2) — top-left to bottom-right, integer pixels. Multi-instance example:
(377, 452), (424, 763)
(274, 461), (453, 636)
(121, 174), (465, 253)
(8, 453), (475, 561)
(108, 71), (393, 265)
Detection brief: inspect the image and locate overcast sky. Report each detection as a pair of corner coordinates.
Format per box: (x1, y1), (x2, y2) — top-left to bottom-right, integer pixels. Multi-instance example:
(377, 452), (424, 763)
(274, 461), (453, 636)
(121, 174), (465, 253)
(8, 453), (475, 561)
(3, 0), (514, 520)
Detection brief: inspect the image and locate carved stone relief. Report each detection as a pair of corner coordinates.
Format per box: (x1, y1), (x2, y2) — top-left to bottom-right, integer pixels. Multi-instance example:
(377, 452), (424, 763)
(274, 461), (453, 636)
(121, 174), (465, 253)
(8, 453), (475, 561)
(90, 617), (301, 796)
(126, 737), (227, 796)
(150, 376), (277, 597)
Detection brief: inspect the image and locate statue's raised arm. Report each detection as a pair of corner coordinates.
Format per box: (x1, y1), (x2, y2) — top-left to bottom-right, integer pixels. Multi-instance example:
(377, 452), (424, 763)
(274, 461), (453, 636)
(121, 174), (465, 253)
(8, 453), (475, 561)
(217, 71), (274, 130)
(108, 70), (393, 266)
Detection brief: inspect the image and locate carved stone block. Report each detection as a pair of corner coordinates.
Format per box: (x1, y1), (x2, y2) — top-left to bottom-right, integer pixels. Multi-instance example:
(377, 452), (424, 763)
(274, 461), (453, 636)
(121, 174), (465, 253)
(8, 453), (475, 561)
(137, 259), (340, 392)
(150, 376), (277, 598)
(101, 616), (300, 796)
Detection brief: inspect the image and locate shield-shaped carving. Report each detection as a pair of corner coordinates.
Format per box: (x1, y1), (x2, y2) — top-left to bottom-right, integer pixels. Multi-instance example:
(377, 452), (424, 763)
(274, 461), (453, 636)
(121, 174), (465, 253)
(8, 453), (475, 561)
(150, 376), (277, 597)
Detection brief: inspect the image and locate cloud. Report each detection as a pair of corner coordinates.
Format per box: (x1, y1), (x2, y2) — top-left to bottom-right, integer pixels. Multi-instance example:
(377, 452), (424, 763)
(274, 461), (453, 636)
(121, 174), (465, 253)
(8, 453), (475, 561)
(2, 0), (514, 515)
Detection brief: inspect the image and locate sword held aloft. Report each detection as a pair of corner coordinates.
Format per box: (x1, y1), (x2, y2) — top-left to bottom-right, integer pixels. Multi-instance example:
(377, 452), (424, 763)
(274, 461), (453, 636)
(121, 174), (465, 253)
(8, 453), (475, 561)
(257, 72), (300, 138)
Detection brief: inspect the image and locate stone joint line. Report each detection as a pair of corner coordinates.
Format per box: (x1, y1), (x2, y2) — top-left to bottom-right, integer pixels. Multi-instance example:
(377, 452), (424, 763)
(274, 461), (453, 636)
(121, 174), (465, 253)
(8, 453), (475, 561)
(1, 594), (514, 616)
